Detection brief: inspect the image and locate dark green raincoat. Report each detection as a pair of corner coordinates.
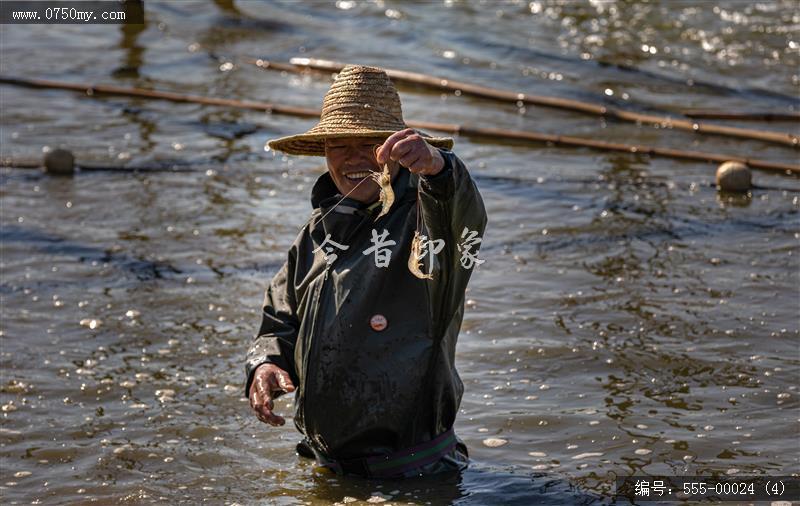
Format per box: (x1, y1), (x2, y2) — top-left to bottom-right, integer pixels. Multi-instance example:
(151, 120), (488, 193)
(244, 149), (487, 474)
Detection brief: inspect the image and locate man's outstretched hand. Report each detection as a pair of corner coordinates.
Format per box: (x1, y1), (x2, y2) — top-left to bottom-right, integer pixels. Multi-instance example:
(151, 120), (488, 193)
(249, 363), (295, 426)
(376, 128), (445, 176)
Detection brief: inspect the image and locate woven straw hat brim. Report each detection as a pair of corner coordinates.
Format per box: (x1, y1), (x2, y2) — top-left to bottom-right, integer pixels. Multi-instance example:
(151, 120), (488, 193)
(268, 128), (454, 157)
(267, 64), (453, 156)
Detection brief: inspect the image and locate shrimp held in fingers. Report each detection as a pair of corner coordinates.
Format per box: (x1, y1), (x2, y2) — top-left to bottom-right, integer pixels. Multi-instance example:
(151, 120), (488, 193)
(371, 162), (394, 220)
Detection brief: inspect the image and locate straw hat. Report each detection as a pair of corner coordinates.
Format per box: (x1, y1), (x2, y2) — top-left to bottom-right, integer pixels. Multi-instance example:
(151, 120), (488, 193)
(267, 65), (453, 156)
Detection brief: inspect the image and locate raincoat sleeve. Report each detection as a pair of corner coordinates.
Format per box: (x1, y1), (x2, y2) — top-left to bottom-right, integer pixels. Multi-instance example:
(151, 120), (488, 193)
(243, 244), (300, 398)
(417, 148), (488, 334)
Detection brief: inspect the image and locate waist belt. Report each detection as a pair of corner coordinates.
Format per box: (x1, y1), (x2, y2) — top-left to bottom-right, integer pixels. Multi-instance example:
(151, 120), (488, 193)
(314, 427), (457, 478)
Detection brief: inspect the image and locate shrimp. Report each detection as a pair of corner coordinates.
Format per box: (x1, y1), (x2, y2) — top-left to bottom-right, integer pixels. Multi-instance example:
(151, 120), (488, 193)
(408, 230), (433, 280)
(371, 162), (394, 220)
(371, 145), (395, 220)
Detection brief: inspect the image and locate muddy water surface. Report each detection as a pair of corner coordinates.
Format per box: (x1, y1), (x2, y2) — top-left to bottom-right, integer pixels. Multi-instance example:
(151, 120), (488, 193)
(1, 1), (798, 504)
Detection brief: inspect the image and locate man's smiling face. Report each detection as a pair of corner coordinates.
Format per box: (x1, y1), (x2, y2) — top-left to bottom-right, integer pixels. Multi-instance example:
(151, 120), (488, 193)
(325, 136), (400, 203)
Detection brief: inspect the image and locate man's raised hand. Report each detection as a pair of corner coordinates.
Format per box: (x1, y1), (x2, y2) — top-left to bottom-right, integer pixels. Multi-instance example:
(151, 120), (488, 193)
(376, 128), (445, 176)
(249, 363), (295, 426)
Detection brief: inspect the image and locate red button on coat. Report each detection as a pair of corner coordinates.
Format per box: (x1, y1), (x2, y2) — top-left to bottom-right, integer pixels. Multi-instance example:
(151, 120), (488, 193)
(370, 314), (388, 332)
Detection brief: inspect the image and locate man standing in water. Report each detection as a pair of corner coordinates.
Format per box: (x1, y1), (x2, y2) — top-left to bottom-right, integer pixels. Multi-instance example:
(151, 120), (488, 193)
(244, 65), (487, 478)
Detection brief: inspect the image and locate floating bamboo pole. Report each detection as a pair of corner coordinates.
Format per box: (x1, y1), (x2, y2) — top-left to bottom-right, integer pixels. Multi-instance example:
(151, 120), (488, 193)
(277, 57), (798, 148)
(0, 157), (206, 172)
(409, 120), (798, 174)
(239, 57), (800, 123)
(680, 109), (800, 121)
(0, 76), (320, 118)
(1, 75), (797, 175)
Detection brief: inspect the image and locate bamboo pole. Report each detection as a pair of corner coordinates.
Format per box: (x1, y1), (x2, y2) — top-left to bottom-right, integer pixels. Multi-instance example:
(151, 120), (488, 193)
(1, 75), (797, 175)
(240, 57), (800, 123)
(0, 159), (196, 172)
(280, 57), (799, 148)
(681, 109), (800, 121)
(0, 76), (320, 118)
(408, 120), (798, 174)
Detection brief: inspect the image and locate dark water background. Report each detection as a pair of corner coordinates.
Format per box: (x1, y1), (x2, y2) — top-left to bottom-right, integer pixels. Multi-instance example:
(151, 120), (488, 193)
(1, 1), (798, 504)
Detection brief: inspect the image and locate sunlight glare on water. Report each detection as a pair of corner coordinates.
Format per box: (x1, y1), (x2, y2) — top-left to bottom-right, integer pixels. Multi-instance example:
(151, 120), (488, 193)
(0, 0), (798, 504)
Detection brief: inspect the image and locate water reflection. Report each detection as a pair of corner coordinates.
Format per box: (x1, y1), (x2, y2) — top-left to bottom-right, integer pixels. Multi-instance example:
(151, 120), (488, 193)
(289, 462), (604, 505)
(112, 1), (147, 80)
(715, 191), (753, 208)
(202, 0), (292, 46)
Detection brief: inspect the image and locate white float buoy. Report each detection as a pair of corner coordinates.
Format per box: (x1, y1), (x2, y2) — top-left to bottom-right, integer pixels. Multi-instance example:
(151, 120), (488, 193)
(715, 161), (751, 192)
(43, 148), (75, 175)
(482, 437), (508, 448)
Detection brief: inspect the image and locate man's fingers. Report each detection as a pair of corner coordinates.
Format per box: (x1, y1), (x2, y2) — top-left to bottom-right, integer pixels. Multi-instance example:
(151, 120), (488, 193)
(400, 153), (423, 172)
(255, 373), (269, 393)
(252, 391), (286, 426)
(249, 388), (262, 411)
(251, 375), (284, 425)
(252, 381), (274, 412)
(390, 134), (437, 172)
(266, 369), (295, 396)
(251, 366), (295, 426)
(255, 406), (286, 426)
(389, 137), (417, 165)
(276, 371), (296, 393)
(256, 404), (285, 426)
(265, 372), (280, 394)
(250, 375), (268, 407)
(377, 128), (415, 164)
(377, 128), (413, 163)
